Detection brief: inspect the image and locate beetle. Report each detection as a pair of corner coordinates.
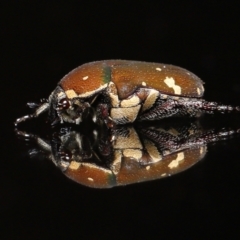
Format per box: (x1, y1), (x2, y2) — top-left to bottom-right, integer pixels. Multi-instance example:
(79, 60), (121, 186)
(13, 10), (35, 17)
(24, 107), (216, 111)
(15, 60), (240, 127)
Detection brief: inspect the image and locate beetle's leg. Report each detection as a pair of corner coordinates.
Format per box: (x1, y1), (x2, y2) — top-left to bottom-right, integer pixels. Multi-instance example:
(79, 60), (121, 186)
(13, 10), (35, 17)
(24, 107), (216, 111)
(96, 103), (116, 128)
(138, 96), (240, 121)
(15, 102), (50, 126)
(177, 98), (240, 114)
(139, 98), (180, 121)
(140, 124), (237, 162)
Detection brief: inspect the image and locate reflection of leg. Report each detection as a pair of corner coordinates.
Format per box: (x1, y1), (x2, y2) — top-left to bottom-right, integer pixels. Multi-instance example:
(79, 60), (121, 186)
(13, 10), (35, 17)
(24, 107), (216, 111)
(140, 125), (236, 159)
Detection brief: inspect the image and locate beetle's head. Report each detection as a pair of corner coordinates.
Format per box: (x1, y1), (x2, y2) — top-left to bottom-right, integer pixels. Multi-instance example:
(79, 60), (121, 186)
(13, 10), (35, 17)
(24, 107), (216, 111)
(49, 86), (90, 125)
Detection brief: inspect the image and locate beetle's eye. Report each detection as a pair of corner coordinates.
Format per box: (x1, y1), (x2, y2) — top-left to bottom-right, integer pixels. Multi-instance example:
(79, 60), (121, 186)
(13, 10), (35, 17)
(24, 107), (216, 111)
(57, 98), (70, 111)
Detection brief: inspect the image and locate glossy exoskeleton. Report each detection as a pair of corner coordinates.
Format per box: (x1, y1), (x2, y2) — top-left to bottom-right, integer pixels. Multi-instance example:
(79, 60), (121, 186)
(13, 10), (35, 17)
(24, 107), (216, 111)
(15, 60), (240, 127)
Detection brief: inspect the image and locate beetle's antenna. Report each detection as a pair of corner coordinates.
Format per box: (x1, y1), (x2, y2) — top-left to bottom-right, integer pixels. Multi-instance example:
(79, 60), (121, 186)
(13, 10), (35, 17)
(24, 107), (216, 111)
(15, 102), (50, 126)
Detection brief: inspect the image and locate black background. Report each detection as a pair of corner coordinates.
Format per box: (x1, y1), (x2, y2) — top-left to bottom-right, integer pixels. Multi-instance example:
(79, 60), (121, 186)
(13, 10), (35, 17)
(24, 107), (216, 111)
(1, 1), (240, 239)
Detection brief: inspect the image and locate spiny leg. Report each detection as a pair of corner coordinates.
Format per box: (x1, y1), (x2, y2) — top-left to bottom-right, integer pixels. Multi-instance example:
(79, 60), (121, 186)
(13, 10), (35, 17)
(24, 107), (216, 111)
(178, 98), (240, 114)
(139, 98), (180, 121)
(140, 125), (237, 158)
(139, 96), (240, 121)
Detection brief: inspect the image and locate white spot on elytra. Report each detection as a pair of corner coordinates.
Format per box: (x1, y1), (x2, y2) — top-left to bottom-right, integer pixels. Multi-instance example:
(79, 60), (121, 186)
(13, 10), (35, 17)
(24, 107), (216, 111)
(82, 76), (89, 80)
(142, 81), (147, 86)
(161, 173), (167, 177)
(168, 152), (185, 169)
(200, 147), (204, 154)
(88, 177), (94, 182)
(146, 166), (150, 170)
(164, 77), (181, 95)
(156, 67), (162, 71)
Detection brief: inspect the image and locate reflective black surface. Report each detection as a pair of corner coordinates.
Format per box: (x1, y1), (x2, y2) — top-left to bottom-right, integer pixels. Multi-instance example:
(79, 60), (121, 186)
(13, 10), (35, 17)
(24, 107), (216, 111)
(2, 1), (240, 239)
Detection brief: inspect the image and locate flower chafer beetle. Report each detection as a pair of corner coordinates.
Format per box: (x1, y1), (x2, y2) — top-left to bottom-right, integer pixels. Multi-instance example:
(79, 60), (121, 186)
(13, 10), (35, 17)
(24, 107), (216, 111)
(15, 60), (240, 126)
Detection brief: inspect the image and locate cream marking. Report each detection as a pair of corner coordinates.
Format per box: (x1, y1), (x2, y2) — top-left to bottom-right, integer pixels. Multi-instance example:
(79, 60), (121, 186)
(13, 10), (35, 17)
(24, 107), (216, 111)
(109, 92), (120, 107)
(111, 105), (141, 123)
(164, 77), (182, 95)
(82, 76), (89, 80)
(146, 166), (150, 170)
(78, 83), (108, 98)
(168, 152), (185, 169)
(142, 81), (147, 86)
(200, 147), (204, 154)
(114, 128), (143, 149)
(120, 95), (140, 107)
(123, 149), (142, 160)
(141, 89), (159, 112)
(197, 88), (201, 95)
(69, 161), (81, 170)
(88, 177), (94, 182)
(161, 173), (167, 177)
(156, 67), (162, 71)
(108, 82), (120, 107)
(110, 150), (122, 174)
(82, 162), (112, 174)
(65, 89), (78, 99)
(108, 82), (118, 94)
(144, 139), (162, 163)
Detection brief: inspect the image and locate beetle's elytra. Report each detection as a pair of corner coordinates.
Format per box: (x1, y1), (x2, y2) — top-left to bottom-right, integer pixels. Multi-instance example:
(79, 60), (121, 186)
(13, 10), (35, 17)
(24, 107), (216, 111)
(15, 60), (239, 126)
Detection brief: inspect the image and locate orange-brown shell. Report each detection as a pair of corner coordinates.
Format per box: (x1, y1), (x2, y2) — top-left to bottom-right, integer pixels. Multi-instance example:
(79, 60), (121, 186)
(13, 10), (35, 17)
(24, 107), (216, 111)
(60, 60), (204, 99)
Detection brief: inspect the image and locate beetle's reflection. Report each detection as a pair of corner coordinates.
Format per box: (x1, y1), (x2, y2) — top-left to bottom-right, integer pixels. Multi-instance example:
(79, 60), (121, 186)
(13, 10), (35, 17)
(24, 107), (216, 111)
(17, 120), (237, 188)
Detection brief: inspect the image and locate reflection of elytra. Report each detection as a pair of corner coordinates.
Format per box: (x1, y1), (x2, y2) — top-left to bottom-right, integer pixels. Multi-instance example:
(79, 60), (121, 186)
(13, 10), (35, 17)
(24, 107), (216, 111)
(65, 147), (207, 188)
(16, 121), (237, 188)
